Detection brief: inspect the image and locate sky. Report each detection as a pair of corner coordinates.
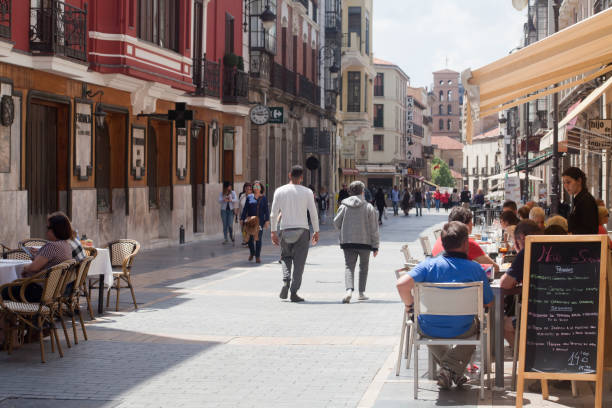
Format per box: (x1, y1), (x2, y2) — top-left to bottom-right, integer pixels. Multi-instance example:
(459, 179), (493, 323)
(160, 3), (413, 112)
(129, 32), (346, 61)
(373, 0), (527, 89)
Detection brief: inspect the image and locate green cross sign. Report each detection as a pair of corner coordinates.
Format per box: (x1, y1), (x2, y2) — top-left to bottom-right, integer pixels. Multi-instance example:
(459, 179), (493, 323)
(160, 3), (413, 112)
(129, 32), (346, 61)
(268, 107), (284, 124)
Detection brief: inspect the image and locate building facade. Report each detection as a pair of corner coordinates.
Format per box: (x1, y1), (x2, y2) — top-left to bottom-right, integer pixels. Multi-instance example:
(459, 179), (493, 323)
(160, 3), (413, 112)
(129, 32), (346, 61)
(462, 127), (505, 197)
(432, 69), (461, 139)
(0, 0), (251, 249)
(406, 86), (433, 186)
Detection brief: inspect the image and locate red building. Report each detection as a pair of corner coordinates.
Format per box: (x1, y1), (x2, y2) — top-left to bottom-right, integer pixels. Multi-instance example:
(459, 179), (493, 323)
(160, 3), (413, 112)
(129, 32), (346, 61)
(0, 0), (250, 249)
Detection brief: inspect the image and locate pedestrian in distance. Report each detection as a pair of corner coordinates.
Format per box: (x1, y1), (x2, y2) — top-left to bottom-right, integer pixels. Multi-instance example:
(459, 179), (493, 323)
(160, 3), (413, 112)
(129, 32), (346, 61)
(241, 180), (270, 264)
(400, 188), (411, 216)
(391, 185), (400, 216)
(317, 186), (330, 225)
(270, 165), (320, 302)
(338, 184), (350, 207)
(442, 191), (450, 212)
(425, 189), (432, 211)
(219, 181), (238, 244)
(334, 181), (380, 303)
(374, 188), (386, 225)
(238, 182), (253, 246)
(413, 188), (423, 217)
(434, 188), (442, 212)
(460, 185), (471, 209)
(451, 188), (460, 208)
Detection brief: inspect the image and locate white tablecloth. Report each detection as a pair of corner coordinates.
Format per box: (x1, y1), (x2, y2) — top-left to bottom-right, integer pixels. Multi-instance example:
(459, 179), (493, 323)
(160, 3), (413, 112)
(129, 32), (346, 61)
(0, 260), (31, 286)
(87, 248), (114, 289)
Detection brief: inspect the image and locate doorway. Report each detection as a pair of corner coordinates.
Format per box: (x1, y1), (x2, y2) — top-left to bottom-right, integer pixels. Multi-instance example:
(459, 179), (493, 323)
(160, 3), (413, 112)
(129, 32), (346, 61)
(26, 99), (70, 238)
(190, 124), (206, 233)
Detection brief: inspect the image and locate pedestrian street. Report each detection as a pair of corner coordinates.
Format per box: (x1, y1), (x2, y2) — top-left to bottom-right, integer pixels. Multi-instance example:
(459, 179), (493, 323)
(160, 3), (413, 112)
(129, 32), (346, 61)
(1, 209), (609, 408)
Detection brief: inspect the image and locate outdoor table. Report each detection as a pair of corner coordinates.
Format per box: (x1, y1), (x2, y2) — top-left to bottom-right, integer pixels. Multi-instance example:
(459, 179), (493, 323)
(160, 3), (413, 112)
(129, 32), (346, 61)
(490, 279), (521, 390)
(0, 259), (31, 286)
(86, 247), (114, 314)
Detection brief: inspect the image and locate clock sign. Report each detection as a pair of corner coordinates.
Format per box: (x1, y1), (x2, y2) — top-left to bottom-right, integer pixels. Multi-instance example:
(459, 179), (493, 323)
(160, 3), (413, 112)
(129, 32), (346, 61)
(249, 104), (270, 125)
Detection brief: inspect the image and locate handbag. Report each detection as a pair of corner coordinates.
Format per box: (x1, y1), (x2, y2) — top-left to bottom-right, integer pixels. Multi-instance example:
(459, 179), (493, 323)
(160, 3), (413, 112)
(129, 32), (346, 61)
(245, 197), (262, 241)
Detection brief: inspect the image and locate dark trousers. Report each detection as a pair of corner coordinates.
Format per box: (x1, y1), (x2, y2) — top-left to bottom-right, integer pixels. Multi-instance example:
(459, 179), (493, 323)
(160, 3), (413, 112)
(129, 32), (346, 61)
(280, 229), (310, 293)
(248, 228), (263, 257)
(377, 206), (385, 222)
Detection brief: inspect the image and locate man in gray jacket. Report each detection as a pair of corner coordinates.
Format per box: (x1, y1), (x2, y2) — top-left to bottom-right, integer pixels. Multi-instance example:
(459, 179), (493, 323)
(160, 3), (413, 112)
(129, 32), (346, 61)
(334, 181), (380, 303)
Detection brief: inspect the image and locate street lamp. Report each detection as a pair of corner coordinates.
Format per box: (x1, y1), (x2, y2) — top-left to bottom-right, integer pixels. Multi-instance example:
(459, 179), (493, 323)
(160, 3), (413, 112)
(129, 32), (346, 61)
(260, 3), (276, 31)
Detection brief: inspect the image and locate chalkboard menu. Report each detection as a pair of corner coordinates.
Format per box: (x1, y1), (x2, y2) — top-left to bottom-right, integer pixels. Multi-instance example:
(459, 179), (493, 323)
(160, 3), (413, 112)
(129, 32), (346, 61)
(524, 241), (600, 373)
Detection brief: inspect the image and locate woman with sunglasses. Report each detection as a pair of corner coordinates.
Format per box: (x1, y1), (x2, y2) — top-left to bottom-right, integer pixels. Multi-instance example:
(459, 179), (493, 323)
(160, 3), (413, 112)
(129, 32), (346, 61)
(240, 180), (270, 263)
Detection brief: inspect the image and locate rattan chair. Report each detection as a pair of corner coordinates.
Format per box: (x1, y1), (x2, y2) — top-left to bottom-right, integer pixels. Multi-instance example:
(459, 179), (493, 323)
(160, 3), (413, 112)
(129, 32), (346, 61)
(81, 247), (97, 319)
(0, 260), (75, 363)
(1, 243), (11, 258)
(18, 239), (48, 248)
(103, 239), (140, 311)
(59, 256), (94, 345)
(4, 249), (32, 261)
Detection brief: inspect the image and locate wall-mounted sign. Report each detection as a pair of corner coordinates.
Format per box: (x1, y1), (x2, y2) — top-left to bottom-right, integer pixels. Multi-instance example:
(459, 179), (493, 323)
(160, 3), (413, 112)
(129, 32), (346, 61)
(0, 82), (13, 173)
(587, 119), (612, 150)
(249, 104), (270, 125)
(74, 101), (93, 180)
(268, 106), (284, 124)
(131, 126), (146, 180)
(176, 127), (187, 179)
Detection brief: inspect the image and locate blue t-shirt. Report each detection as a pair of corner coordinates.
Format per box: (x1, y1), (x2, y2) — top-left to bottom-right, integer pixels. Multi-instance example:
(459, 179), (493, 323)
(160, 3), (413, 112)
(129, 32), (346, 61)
(409, 252), (494, 338)
(391, 189), (400, 202)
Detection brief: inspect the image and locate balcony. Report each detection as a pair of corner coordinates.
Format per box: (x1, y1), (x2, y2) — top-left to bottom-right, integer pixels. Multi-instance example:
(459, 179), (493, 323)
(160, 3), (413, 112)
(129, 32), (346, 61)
(30, 0), (87, 61)
(0, 0), (10, 39)
(299, 75), (315, 104)
(325, 10), (341, 33)
(373, 117), (384, 128)
(271, 63), (297, 96)
(222, 66), (249, 104)
(342, 32), (361, 51)
(249, 51), (271, 81)
(193, 58), (220, 98)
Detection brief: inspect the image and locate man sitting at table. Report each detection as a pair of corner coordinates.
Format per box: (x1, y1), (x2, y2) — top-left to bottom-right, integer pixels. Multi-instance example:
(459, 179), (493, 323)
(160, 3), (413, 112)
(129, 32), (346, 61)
(396, 221), (494, 389)
(500, 220), (543, 344)
(502, 200), (518, 216)
(1, 213), (73, 302)
(432, 207), (500, 274)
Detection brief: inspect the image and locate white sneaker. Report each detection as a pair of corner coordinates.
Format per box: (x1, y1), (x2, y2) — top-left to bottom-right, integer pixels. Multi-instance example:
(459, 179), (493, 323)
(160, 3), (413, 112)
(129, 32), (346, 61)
(342, 289), (353, 304)
(358, 293), (369, 301)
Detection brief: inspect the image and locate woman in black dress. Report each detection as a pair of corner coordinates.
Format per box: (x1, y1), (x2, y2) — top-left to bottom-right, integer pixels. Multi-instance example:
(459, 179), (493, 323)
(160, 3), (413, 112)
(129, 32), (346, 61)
(562, 167), (599, 234)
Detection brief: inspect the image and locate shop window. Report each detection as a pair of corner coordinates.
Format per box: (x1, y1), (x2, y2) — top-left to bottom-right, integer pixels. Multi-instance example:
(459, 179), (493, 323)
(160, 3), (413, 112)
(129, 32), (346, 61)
(138, 0), (180, 52)
(373, 134), (384, 151)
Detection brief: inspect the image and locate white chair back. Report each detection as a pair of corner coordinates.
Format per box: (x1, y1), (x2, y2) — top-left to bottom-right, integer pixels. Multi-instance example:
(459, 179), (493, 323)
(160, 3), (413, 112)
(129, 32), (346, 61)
(419, 236), (433, 257)
(433, 229), (442, 240)
(415, 282), (483, 319)
(400, 244), (412, 262)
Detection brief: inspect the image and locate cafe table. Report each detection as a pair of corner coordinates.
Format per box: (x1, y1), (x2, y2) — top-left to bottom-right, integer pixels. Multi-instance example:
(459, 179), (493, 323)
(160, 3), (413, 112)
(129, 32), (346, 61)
(0, 259), (31, 286)
(86, 247), (114, 314)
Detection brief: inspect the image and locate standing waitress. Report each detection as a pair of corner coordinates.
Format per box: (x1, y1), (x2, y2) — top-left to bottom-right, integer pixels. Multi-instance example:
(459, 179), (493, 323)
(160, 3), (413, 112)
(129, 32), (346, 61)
(562, 167), (599, 234)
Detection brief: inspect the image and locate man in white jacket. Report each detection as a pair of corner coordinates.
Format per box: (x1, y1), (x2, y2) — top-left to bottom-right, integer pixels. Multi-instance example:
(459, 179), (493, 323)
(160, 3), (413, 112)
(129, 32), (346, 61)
(270, 165), (319, 302)
(334, 181), (380, 303)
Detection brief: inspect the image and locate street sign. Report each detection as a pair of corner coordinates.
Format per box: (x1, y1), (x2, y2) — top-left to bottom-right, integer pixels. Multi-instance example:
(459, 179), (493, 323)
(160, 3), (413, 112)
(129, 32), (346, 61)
(268, 107), (284, 124)
(249, 104), (269, 125)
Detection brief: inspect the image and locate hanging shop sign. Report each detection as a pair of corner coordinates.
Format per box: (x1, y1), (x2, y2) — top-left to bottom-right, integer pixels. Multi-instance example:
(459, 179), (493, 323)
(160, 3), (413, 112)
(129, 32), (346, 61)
(268, 106), (284, 124)
(74, 101), (93, 180)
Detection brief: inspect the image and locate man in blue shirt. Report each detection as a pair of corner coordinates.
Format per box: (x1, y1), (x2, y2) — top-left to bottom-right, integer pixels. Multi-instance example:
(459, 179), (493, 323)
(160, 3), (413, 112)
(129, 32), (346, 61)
(396, 221), (494, 389)
(391, 185), (400, 216)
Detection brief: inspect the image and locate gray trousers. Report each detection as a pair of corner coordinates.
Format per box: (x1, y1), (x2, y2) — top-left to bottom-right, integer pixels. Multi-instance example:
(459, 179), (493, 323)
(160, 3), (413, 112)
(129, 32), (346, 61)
(343, 248), (370, 293)
(280, 228), (310, 293)
(421, 319), (479, 375)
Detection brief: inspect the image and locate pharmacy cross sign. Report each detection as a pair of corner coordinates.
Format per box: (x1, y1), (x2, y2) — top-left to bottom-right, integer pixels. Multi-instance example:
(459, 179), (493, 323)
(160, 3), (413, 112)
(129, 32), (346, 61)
(168, 102), (194, 128)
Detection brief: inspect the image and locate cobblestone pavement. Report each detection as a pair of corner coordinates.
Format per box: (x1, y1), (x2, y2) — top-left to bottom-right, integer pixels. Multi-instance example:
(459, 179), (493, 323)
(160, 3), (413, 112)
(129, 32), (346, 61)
(1, 208), (609, 407)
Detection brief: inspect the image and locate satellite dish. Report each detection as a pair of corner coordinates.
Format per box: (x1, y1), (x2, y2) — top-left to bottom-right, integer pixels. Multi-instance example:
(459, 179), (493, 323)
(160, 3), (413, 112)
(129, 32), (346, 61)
(512, 0), (528, 10)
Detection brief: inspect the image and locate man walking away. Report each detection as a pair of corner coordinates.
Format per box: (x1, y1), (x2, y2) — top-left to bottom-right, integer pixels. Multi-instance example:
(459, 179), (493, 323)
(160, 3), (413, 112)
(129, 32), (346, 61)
(413, 188), (423, 217)
(334, 181), (380, 303)
(460, 185), (471, 209)
(396, 221), (494, 389)
(270, 165), (320, 302)
(391, 185), (400, 216)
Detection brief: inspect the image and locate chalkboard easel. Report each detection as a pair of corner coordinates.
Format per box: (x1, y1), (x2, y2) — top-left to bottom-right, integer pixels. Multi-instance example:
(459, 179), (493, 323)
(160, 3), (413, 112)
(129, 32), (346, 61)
(516, 235), (608, 408)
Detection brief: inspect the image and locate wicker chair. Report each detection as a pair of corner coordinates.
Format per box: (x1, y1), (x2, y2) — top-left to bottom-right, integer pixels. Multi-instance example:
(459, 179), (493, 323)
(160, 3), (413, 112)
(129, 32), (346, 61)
(4, 249), (32, 261)
(81, 247), (97, 319)
(89, 240), (140, 311)
(18, 239), (49, 248)
(1, 243), (11, 258)
(0, 260), (75, 363)
(59, 256), (94, 345)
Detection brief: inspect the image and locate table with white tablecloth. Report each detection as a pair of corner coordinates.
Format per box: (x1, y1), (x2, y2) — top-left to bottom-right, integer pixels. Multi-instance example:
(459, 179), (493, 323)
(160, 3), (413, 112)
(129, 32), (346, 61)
(0, 260), (31, 286)
(86, 247), (114, 314)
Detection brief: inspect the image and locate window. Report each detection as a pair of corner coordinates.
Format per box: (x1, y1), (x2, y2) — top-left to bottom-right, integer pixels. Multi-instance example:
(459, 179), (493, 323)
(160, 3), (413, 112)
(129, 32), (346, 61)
(439, 90), (443, 102)
(225, 13), (235, 54)
(365, 13), (370, 55)
(439, 80), (443, 85)
(348, 7), (361, 47)
(439, 119), (443, 130)
(347, 71), (361, 112)
(138, 0), (180, 52)
(374, 73), (384, 96)
(447, 119), (451, 130)
(447, 90), (452, 101)
(438, 104), (443, 115)
(448, 80), (452, 85)
(374, 104), (384, 127)
(373, 134), (384, 151)
(248, 0), (277, 54)
(449, 158), (454, 167)
(447, 104), (452, 114)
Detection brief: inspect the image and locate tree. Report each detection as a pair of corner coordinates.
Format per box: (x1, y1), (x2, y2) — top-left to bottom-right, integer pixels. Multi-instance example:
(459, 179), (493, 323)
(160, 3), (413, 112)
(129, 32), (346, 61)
(431, 157), (455, 187)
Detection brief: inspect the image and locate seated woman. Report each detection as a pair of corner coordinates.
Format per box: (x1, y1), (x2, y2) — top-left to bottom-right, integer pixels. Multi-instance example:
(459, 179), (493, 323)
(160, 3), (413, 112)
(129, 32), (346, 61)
(2, 213), (73, 302)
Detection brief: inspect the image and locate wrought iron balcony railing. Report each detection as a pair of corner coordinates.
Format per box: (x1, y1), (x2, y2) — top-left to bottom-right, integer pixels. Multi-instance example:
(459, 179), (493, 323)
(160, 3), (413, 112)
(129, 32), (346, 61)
(299, 74), (314, 103)
(325, 11), (341, 33)
(30, 0), (87, 61)
(193, 57), (220, 98)
(222, 65), (249, 104)
(0, 0), (11, 39)
(249, 51), (271, 81)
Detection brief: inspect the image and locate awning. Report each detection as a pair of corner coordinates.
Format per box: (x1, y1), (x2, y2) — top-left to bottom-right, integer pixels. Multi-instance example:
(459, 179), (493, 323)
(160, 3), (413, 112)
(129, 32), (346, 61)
(486, 172), (543, 182)
(339, 168), (359, 176)
(539, 75), (612, 151)
(462, 7), (612, 142)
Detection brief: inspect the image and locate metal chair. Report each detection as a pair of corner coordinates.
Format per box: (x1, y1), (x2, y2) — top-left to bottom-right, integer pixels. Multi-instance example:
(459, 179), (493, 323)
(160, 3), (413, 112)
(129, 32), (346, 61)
(106, 239), (140, 311)
(400, 244), (419, 267)
(411, 282), (489, 400)
(3, 249), (32, 261)
(419, 236), (433, 257)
